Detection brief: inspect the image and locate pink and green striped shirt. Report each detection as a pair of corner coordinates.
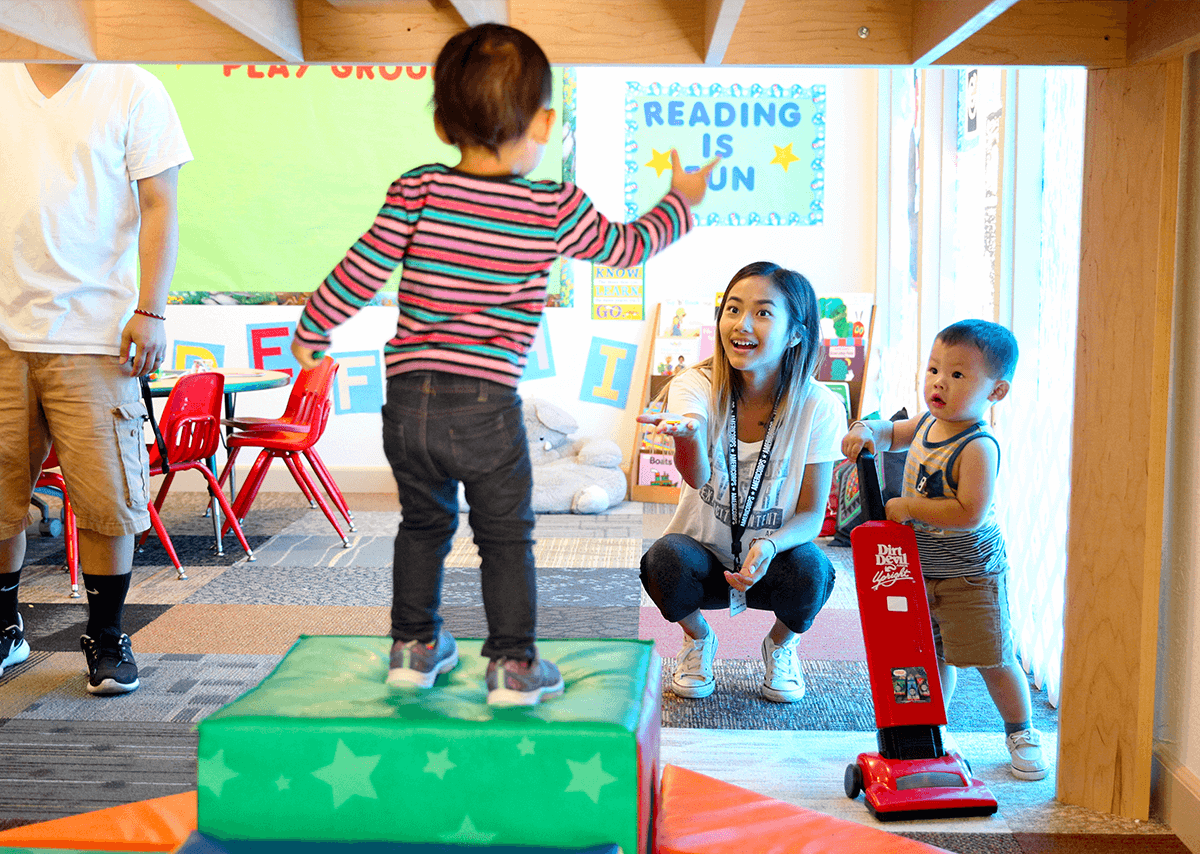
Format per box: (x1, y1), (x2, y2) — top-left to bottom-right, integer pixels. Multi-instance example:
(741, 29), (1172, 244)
(296, 163), (692, 387)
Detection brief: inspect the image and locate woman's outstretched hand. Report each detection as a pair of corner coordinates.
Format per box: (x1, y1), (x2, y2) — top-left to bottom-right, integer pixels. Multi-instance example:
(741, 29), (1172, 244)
(637, 411), (700, 440)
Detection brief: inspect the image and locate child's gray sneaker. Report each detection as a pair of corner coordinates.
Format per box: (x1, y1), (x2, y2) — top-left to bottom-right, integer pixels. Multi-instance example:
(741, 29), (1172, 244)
(387, 628), (458, 688)
(486, 657), (564, 706)
(1006, 728), (1049, 780)
(671, 632), (718, 698)
(0, 614), (30, 677)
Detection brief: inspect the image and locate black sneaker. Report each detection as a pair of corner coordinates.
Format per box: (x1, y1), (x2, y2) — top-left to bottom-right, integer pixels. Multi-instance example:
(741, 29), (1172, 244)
(486, 657), (564, 707)
(80, 632), (139, 695)
(0, 614), (30, 677)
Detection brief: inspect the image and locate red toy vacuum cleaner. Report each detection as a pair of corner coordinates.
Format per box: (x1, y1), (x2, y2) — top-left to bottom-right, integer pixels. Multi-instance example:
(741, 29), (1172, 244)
(843, 451), (998, 820)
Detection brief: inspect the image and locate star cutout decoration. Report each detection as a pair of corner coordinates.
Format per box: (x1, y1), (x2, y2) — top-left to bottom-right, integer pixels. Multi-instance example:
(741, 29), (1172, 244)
(644, 148), (672, 177)
(770, 143), (801, 172)
(424, 748), (456, 780)
(311, 739), (381, 809)
(440, 815), (497, 844)
(201, 749), (239, 799)
(517, 737), (536, 756)
(564, 753), (617, 804)
(275, 775), (291, 791)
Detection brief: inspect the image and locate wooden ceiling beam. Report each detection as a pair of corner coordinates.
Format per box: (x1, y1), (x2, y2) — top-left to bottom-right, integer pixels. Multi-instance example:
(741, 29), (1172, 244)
(704, 0), (746, 65)
(188, 0), (304, 63)
(1127, 0), (1200, 66)
(935, 0), (1125, 68)
(722, 0), (911, 66)
(300, 0), (462, 63)
(0, 0), (95, 60)
(92, 0), (283, 62)
(911, 0), (1019, 67)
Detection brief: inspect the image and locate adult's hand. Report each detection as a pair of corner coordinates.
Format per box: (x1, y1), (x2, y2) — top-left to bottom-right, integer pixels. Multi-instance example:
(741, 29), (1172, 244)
(119, 313), (166, 377)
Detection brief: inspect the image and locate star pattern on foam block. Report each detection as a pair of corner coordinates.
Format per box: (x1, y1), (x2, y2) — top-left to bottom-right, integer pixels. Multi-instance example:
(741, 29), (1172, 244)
(424, 748), (456, 780)
(517, 736), (536, 756)
(311, 739), (381, 808)
(202, 749), (239, 799)
(564, 753), (617, 804)
(440, 815), (497, 844)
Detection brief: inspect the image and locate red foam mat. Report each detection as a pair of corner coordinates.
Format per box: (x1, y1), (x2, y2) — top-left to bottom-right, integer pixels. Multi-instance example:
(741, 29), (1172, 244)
(0, 791), (196, 851)
(655, 766), (953, 854)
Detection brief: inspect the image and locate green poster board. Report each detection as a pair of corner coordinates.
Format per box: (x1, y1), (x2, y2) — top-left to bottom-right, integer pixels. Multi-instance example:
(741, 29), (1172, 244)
(146, 64), (564, 303)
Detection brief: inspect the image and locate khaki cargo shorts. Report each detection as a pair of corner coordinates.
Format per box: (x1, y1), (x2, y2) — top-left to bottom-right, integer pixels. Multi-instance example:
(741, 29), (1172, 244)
(0, 340), (151, 539)
(925, 570), (1014, 669)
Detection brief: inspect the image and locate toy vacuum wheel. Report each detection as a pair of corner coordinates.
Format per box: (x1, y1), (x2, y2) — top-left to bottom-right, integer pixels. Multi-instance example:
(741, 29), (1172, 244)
(844, 762), (863, 799)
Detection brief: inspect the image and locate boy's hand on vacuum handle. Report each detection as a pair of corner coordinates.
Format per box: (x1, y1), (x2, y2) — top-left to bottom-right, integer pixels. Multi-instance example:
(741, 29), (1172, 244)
(670, 149), (720, 207)
(841, 420), (875, 461)
(291, 338), (325, 371)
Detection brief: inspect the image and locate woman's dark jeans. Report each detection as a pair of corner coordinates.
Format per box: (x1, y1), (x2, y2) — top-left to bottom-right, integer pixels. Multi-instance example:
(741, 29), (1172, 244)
(382, 372), (536, 661)
(641, 532), (836, 634)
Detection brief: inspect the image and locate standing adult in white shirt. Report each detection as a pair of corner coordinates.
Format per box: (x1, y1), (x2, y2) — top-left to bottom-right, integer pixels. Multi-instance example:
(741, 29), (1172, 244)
(0, 63), (192, 694)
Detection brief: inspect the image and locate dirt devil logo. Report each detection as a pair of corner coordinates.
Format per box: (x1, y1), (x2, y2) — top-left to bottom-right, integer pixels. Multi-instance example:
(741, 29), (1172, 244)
(871, 543), (914, 591)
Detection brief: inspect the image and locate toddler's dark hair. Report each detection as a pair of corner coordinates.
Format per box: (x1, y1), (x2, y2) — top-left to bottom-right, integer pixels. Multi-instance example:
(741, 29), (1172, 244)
(936, 319), (1019, 381)
(433, 23), (553, 155)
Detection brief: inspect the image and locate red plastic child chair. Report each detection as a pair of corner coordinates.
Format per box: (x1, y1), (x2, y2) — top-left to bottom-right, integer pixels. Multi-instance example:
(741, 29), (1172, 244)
(217, 357), (354, 547)
(137, 371), (257, 574)
(34, 447), (80, 598)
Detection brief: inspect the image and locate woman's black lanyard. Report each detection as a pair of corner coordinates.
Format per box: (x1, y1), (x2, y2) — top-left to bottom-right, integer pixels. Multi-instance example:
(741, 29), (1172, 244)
(727, 392), (781, 571)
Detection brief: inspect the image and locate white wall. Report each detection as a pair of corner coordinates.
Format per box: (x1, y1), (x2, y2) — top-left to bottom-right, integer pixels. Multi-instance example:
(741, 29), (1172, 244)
(163, 66), (879, 494)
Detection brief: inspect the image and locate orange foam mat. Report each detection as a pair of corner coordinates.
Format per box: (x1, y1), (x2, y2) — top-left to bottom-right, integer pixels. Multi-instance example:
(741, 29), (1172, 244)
(0, 791), (196, 852)
(656, 766), (952, 854)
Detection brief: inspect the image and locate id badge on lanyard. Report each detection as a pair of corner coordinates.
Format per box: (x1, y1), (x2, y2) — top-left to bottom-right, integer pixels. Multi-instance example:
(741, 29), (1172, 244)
(727, 396), (779, 616)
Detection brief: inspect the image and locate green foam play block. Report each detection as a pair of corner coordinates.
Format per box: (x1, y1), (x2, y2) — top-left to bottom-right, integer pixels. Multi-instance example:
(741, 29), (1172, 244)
(197, 637), (661, 853)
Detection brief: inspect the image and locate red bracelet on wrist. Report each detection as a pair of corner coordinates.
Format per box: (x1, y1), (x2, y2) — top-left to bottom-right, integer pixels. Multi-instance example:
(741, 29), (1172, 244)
(134, 308), (166, 321)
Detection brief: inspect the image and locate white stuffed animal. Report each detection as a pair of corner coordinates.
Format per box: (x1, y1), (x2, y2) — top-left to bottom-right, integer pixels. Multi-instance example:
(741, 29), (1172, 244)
(523, 398), (627, 514)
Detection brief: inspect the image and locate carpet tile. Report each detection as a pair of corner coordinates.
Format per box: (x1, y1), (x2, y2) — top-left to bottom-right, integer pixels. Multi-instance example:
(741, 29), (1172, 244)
(0, 496), (1183, 852)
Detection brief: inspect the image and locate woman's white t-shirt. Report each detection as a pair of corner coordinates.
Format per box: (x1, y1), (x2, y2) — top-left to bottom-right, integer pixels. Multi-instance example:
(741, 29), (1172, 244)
(662, 368), (847, 569)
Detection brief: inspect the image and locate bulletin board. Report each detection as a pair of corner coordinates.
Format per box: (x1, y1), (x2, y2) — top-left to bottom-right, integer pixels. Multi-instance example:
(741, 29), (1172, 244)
(146, 64), (564, 304)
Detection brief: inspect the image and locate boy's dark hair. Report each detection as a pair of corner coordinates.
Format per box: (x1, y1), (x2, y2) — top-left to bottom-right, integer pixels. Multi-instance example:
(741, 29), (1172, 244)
(936, 319), (1019, 380)
(433, 23), (553, 155)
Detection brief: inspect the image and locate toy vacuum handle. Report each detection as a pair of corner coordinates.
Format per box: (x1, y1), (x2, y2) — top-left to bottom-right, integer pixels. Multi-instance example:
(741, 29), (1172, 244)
(856, 450), (887, 522)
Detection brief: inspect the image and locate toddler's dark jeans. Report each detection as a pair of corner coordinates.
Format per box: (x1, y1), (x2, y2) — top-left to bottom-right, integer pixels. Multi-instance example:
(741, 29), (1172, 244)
(383, 372), (536, 662)
(641, 533), (836, 634)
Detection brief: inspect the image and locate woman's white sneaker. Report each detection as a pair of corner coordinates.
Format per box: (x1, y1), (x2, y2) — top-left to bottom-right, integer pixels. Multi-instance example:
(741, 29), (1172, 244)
(761, 635), (805, 703)
(672, 632), (717, 698)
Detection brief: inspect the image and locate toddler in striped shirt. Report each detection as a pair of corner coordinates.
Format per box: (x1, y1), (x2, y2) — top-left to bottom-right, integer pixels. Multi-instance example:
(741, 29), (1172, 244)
(291, 23), (715, 706)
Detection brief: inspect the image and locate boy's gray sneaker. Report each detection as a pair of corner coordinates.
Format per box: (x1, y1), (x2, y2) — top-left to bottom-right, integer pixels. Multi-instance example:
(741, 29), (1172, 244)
(387, 628), (458, 688)
(80, 632), (139, 695)
(486, 657), (564, 706)
(1, 614), (30, 677)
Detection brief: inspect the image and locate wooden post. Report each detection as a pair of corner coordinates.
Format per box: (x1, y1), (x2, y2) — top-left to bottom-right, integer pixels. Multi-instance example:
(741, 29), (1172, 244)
(1059, 58), (1183, 819)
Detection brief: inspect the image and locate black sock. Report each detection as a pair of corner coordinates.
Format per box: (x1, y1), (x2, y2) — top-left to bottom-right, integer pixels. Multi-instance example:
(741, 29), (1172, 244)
(83, 573), (131, 639)
(1004, 719), (1032, 736)
(0, 570), (20, 627)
